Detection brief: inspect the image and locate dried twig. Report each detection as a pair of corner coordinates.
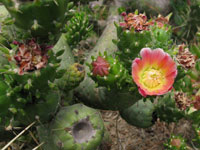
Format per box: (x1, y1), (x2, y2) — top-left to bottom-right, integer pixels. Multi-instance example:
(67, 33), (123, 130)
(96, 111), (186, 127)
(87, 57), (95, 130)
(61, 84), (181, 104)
(29, 130), (40, 145)
(115, 114), (123, 150)
(32, 142), (45, 150)
(1, 121), (36, 150)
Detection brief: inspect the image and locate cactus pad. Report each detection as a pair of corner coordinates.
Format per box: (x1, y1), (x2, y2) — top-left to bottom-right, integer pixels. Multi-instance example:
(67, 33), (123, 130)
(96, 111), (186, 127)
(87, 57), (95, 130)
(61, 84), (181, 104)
(120, 99), (156, 128)
(37, 103), (105, 150)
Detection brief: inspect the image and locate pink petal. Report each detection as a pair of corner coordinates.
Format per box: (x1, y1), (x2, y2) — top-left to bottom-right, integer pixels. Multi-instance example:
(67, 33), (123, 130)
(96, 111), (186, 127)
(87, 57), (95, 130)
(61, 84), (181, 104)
(140, 48), (152, 64)
(132, 58), (141, 65)
(151, 48), (166, 65)
(138, 87), (147, 97)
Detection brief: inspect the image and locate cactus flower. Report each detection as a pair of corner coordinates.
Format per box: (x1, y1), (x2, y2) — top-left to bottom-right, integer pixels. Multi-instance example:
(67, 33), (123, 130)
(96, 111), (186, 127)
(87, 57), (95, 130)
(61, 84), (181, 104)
(132, 48), (177, 97)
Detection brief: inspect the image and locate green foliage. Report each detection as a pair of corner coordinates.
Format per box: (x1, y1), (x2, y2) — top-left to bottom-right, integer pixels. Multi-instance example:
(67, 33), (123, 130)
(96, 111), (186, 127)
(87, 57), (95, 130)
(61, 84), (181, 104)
(193, 126), (200, 148)
(188, 109), (200, 126)
(155, 92), (185, 123)
(120, 99), (156, 128)
(65, 11), (93, 49)
(0, 0), (74, 44)
(173, 66), (193, 94)
(170, 0), (200, 42)
(37, 103), (105, 150)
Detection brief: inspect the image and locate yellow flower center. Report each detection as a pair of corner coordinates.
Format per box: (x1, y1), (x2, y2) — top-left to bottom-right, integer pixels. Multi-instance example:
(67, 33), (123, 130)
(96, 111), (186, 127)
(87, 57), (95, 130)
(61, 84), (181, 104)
(142, 68), (164, 89)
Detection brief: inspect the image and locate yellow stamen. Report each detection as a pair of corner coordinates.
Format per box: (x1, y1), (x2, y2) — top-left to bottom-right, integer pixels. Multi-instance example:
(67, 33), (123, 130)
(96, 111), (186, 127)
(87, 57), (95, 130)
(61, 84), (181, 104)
(142, 68), (164, 89)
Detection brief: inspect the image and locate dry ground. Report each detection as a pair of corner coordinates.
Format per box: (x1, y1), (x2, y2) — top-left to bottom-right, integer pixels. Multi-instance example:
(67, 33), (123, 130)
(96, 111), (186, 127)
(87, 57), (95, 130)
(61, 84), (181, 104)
(100, 110), (196, 150)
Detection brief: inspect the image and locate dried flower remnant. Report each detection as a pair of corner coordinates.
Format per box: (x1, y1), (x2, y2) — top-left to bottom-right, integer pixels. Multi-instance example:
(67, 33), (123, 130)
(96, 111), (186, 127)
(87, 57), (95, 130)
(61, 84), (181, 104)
(92, 56), (110, 77)
(13, 39), (50, 75)
(193, 95), (200, 110)
(120, 12), (169, 31)
(132, 48), (177, 97)
(175, 92), (191, 110)
(176, 44), (196, 69)
(148, 16), (169, 29)
(120, 12), (149, 31)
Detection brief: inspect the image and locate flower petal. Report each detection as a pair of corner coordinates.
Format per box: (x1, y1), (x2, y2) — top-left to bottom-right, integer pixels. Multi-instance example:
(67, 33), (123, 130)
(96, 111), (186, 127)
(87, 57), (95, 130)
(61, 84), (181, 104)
(138, 87), (147, 97)
(132, 48), (177, 97)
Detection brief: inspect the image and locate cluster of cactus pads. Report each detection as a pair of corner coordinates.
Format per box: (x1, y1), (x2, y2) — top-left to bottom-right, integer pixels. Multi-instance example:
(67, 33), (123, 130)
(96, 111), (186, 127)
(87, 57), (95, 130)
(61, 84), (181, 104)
(0, 0), (200, 149)
(0, 0), (86, 130)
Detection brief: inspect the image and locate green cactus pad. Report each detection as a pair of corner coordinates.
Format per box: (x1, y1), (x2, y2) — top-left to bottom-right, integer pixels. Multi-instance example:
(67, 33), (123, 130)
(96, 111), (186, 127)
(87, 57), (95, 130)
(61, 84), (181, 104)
(37, 103), (105, 150)
(155, 92), (185, 123)
(120, 99), (156, 128)
(0, 0), (72, 44)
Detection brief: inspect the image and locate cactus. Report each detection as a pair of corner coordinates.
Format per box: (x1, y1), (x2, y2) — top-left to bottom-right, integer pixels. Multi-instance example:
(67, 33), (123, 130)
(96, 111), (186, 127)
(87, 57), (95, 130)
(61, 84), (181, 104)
(88, 52), (129, 90)
(0, 5), (12, 47)
(75, 4), (141, 110)
(193, 126), (200, 148)
(120, 99), (156, 128)
(170, 0), (200, 42)
(0, 0), (74, 44)
(0, 34), (76, 127)
(114, 11), (173, 69)
(37, 103), (105, 150)
(57, 63), (85, 92)
(155, 92), (185, 123)
(164, 135), (187, 150)
(64, 11), (93, 49)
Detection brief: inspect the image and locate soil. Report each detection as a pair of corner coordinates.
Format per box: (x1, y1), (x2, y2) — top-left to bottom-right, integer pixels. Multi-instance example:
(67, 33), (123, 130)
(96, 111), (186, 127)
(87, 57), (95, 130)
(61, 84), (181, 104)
(100, 110), (196, 150)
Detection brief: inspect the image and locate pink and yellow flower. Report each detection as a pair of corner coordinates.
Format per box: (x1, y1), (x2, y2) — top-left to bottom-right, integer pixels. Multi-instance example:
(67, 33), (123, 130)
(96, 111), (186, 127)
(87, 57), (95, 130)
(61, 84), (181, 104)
(132, 48), (177, 97)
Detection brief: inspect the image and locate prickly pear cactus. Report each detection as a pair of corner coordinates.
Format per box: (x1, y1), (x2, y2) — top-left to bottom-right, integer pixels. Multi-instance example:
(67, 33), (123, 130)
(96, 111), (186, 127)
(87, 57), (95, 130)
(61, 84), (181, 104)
(0, 34), (76, 127)
(0, 0), (74, 44)
(37, 103), (105, 150)
(155, 92), (185, 123)
(0, 40), (59, 126)
(57, 63), (85, 91)
(88, 52), (129, 90)
(114, 11), (172, 69)
(75, 5), (142, 111)
(65, 11), (93, 49)
(120, 99), (156, 128)
(164, 135), (187, 150)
